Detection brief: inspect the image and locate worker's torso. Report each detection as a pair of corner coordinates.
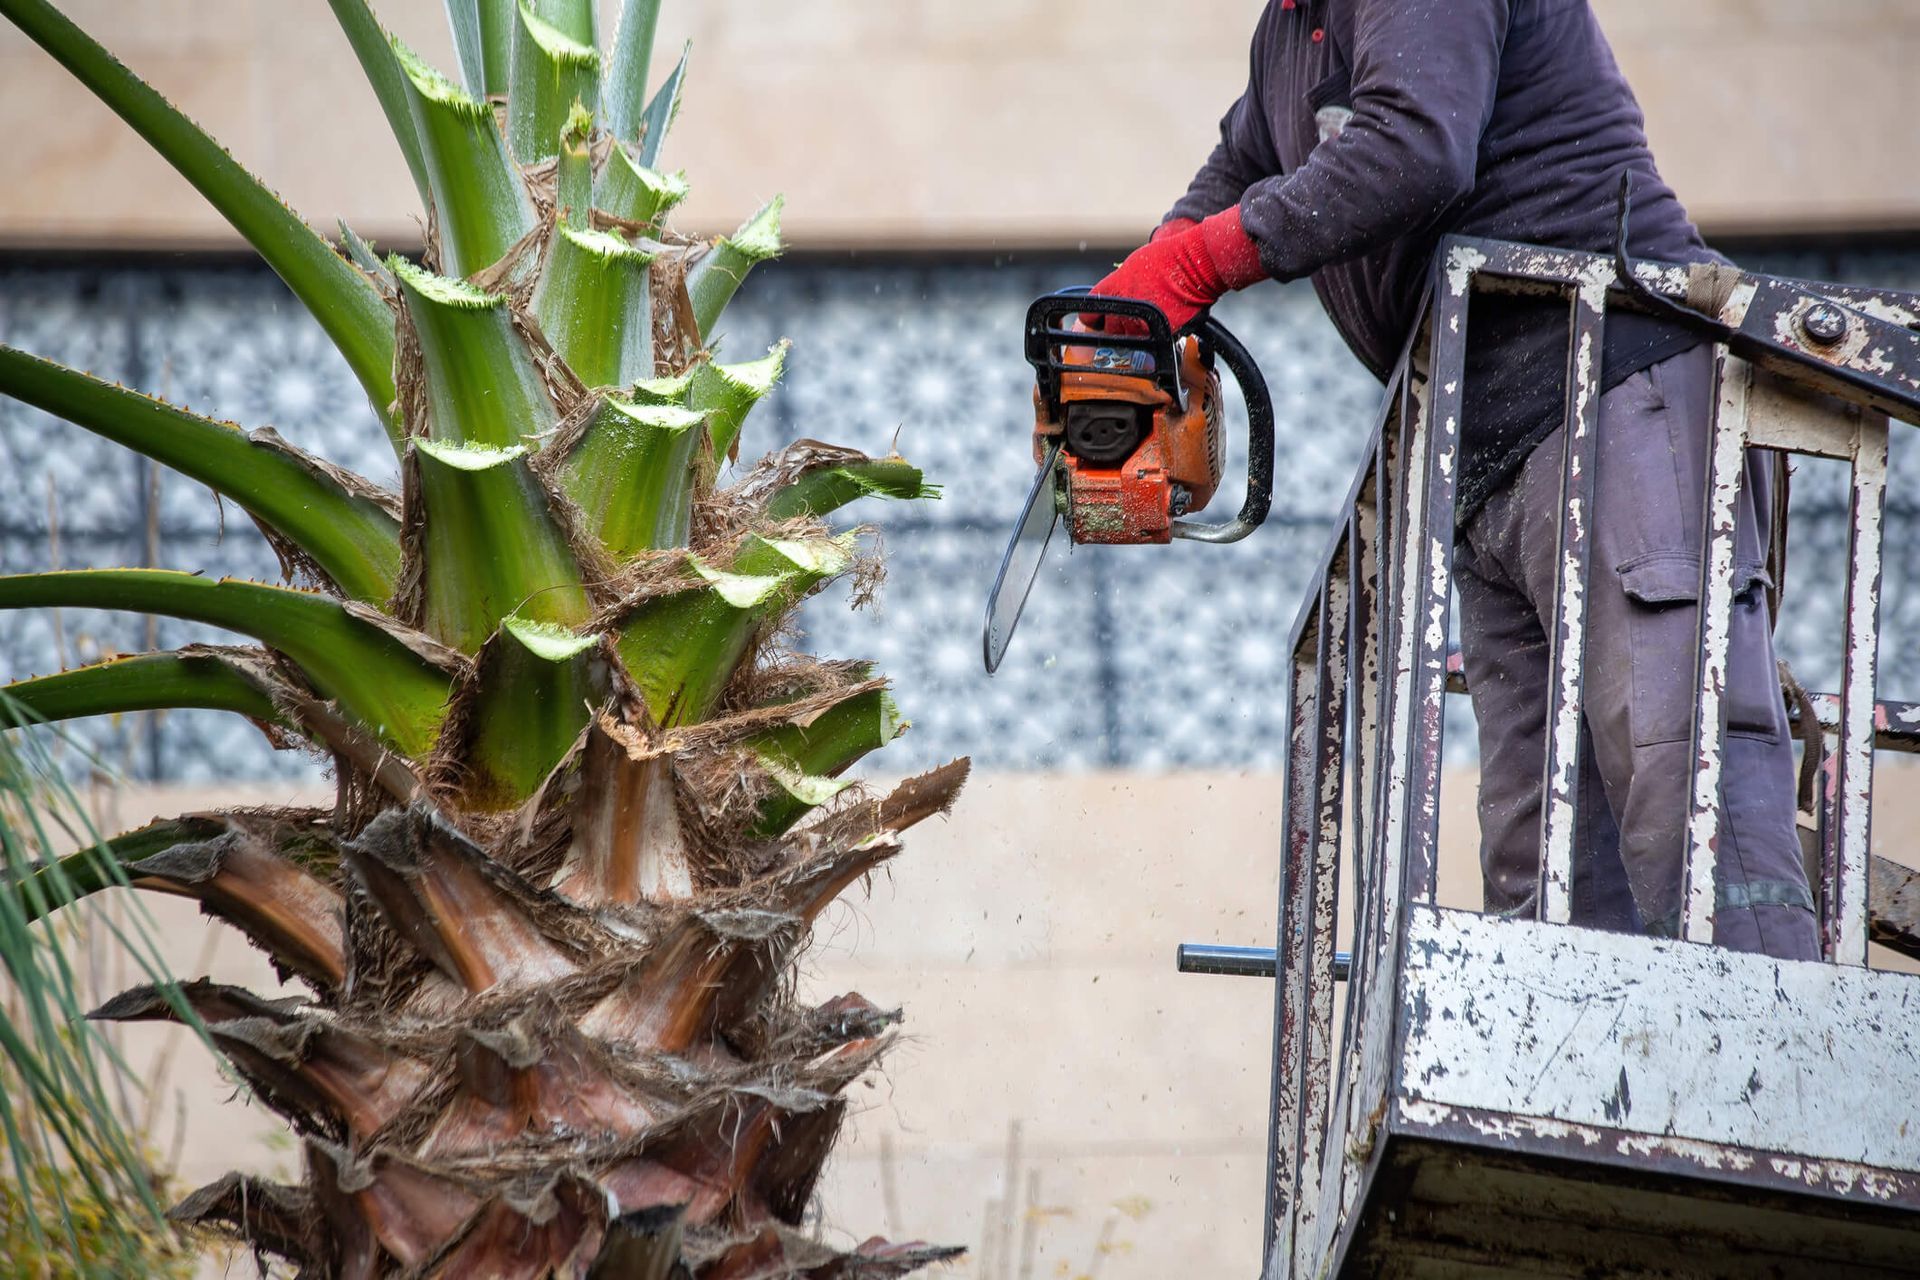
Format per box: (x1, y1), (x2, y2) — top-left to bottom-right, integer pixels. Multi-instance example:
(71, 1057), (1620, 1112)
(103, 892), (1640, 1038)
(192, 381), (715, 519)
(1264, 0), (1710, 370)
(1254, 0), (1717, 515)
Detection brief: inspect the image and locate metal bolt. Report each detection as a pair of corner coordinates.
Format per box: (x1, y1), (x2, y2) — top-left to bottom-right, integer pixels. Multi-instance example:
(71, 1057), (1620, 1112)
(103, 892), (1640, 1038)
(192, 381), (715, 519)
(1801, 302), (1849, 346)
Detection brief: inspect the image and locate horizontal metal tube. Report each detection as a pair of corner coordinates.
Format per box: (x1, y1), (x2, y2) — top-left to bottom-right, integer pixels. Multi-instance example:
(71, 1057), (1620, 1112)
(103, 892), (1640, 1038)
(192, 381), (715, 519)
(1176, 943), (1351, 982)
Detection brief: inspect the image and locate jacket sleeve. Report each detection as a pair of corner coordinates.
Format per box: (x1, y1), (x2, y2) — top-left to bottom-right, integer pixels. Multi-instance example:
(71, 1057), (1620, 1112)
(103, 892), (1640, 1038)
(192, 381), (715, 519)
(1241, 0), (1510, 281)
(1165, 8), (1282, 228)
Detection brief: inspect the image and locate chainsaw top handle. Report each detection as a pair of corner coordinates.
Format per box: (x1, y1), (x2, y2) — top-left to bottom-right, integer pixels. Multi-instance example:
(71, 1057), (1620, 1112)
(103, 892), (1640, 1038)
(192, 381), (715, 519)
(1026, 290), (1186, 406)
(1023, 289), (1274, 545)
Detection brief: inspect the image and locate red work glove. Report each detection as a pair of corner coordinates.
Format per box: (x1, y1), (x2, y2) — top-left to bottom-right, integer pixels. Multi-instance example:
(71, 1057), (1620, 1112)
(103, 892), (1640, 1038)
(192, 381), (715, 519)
(1086, 206), (1267, 334)
(1151, 216), (1198, 243)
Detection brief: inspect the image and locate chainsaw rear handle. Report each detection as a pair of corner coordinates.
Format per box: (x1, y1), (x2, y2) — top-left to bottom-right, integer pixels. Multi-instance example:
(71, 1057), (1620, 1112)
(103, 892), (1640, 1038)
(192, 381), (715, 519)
(1024, 288), (1274, 545)
(1177, 314), (1273, 545)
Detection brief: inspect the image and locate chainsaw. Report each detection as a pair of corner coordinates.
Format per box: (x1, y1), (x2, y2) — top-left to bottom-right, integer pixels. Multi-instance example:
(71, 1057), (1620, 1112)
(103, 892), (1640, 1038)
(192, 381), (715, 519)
(981, 290), (1275, 672)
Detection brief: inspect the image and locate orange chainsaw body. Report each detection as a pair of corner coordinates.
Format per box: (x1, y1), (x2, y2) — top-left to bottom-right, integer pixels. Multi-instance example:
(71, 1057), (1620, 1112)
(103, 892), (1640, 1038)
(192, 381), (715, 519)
(985, 291), (1273, 673)
(1032, 336), (1224, 545)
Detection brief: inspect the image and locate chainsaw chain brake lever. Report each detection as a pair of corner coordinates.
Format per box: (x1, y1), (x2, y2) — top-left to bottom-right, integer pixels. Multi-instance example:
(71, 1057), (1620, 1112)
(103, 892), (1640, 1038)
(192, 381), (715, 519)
(1024, 290), (1275, 546)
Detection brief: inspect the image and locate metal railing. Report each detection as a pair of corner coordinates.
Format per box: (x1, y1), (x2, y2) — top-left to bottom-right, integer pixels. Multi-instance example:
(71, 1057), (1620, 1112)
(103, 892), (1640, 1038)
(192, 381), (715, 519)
(1179, 235), (1920, 1277)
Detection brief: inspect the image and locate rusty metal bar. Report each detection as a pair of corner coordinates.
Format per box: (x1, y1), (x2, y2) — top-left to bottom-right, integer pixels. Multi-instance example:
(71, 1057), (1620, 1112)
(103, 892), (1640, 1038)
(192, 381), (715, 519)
(1828, 415), (1889, 965)
(1340, 485), (1383, 1065)
(1374, 352), (1427, 967)
(1735, 279), (1920, 425)
(1309, 418), (1395, 1280)
(1293, 551), (1351, 1256)
(1175, 943), (1353, 981)
(1804, 281), (1920, 328)
(1355, 378), (1407, 1010)
(1679, 351), (1752, 941)
(1401, 270), (1466, 907)
(1309, 338), (1436, 1277)
(1536, 286), (1608, 925)
(1264, 612), (1322, 1256)
(1327, 374), (1406, 1151)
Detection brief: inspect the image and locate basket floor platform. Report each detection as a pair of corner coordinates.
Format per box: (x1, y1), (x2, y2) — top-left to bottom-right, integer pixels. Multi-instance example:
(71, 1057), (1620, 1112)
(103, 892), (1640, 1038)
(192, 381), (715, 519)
(1325, 908), (1920, 1279)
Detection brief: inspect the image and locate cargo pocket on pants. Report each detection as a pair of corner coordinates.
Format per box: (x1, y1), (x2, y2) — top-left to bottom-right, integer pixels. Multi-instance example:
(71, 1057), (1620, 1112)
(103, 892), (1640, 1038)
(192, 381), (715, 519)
(1620, 551), (1779, 748)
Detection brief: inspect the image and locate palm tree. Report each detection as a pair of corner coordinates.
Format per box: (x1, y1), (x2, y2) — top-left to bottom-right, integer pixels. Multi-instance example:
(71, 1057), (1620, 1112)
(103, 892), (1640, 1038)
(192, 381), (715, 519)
(0, 1), (966, 1274)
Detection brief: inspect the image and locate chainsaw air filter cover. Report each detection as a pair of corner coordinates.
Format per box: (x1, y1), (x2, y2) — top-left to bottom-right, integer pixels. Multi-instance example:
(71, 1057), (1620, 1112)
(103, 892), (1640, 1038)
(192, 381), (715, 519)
(1036, 334), (1225, 544)
(1063, 401), (1147, 466)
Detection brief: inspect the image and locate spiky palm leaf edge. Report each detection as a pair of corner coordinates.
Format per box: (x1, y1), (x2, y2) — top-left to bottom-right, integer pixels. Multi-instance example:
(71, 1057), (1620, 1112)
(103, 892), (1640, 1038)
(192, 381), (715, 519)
(0, 0), (964, 1274)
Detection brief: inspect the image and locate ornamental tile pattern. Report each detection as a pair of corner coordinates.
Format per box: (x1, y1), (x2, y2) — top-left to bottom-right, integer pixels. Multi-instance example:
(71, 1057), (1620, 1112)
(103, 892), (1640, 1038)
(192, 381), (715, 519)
(2, 250), (1917, 780)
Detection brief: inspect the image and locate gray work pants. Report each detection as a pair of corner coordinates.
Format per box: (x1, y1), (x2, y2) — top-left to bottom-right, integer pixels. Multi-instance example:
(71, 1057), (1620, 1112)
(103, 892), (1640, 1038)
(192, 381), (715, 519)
(1454, 344), (1820, 959)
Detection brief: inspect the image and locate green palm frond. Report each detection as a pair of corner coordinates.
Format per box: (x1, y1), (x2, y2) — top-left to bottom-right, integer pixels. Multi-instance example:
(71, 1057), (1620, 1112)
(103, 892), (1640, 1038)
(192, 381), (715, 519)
(0, 346), (402, 604)
(0, 0), (399, 443)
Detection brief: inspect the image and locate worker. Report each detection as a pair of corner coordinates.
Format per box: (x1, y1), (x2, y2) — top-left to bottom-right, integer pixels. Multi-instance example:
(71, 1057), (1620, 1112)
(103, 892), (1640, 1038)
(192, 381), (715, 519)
(1089, 0), (1817, 958)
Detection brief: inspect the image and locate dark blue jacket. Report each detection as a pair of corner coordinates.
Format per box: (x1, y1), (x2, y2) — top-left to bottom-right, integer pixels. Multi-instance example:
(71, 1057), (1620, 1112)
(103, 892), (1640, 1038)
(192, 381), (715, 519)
(1169, 0), (1717, 517)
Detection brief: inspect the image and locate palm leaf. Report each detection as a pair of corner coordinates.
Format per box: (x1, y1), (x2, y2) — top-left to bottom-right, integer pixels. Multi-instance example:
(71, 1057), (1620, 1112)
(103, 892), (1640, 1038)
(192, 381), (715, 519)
(601, 0), (664, 142)
(2, 652), (281, 727)
(556, 102), (594, 230)
(4, 818), (218, 929)
(747, 686), (905, 837)
(0, 346), (401, 604)
(456, 616), (604, 807)
(506, 0), (600, 164)
(443, 0), (516, 97)
(0, 572), (452, 756)
(688, 196), (784, 340)
(392, 257), (554, 447)
(766, 456), (939, 520)
(633, 39), (689, 168)
(411, 439), (592, 652)
(325, 0), (431, 209)
(615, 534), (855, 726)
(391, 39), (535, 279)
(0, 0), (399, 444)
(533, 227), (655, 389)
(690, 341), (787, 462)
(596, 143), (688, 230)
(0, 699), (210, 1272)
(552, 398), (705, 556)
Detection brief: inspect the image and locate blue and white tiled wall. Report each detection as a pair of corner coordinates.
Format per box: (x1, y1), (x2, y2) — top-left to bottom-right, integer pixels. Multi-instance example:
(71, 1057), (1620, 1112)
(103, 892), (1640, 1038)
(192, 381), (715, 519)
(3, 248), (1918, 780)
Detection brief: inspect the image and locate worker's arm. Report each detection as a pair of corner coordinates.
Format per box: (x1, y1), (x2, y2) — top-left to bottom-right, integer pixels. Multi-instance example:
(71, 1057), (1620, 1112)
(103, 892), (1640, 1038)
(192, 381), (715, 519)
(1084, 11), (1282, 333)
(1164, 7), (1284, 230)
(1092, 0), (1509, 330)
(1235, 0), (1511, 281)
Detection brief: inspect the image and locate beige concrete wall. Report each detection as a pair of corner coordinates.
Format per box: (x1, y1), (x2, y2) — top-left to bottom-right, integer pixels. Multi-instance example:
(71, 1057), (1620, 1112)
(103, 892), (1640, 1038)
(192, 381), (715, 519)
(71, 762), (1920, 1279)
(0, 2), (1916, 252)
